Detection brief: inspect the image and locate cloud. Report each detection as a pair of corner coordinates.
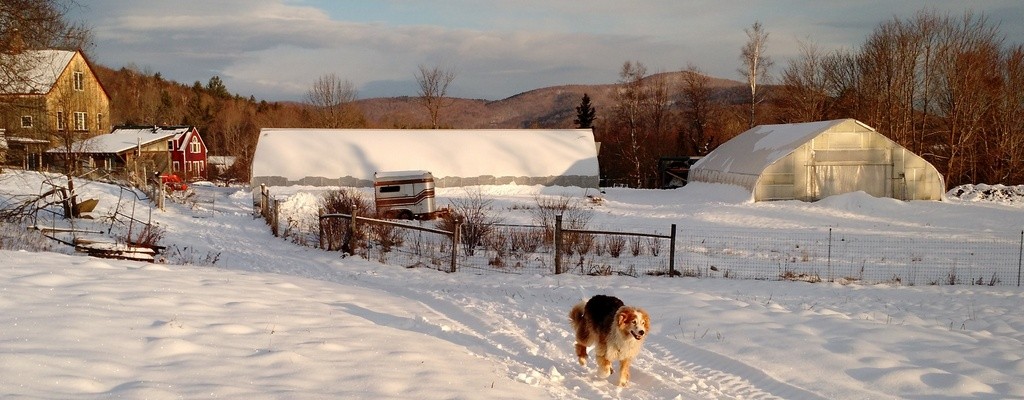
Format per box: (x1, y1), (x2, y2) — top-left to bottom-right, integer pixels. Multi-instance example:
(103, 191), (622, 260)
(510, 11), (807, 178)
(74, 0), (1024, 101)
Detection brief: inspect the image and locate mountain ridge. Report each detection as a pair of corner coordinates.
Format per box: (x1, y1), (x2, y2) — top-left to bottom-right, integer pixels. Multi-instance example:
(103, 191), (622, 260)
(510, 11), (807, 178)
(354, 71), (744, 129)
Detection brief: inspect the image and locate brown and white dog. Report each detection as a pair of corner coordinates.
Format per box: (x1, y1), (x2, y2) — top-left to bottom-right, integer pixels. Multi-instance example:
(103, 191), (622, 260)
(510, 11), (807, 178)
(569, 295), (650, 386)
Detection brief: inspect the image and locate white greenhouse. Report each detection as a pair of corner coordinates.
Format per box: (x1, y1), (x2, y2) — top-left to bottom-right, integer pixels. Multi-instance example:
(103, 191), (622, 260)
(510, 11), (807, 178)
(250, 128), (600, 189)
(689, 119), (945, 201)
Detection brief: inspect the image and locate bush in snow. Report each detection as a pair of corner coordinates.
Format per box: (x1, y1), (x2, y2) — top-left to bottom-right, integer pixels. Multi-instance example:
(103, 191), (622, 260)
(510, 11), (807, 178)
(437, 187), (502, 256)
(319, 189), (373, 256)
(0, 221), (52, 252)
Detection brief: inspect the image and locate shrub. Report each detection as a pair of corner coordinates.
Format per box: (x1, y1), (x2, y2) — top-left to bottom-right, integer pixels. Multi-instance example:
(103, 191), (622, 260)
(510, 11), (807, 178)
(0, 221), (51, 252)
(320, 188), (372, 255)
(124, 222), (165, 248)
(436, 187), (502, 256)
(607, 235), (626, 258)
(532, 195), (593, 244)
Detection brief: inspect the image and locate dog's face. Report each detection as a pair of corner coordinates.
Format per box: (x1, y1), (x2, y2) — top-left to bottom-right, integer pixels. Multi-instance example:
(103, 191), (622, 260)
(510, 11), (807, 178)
(617, 307), (650, 341)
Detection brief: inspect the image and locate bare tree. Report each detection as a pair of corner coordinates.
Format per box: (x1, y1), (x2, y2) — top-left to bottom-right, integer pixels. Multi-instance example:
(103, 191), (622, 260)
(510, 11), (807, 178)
(415, 64), (456, 129)
(931, 11), (1003, 185)
(679, 64), (719, 154)
(304, 73), (365, 128)
(988, 44), (1024, 184)
(779, 40), (832, 122)
(603, 61), (672, 188)
(738, 21), (774, 128)
(0, 0), (91, 52)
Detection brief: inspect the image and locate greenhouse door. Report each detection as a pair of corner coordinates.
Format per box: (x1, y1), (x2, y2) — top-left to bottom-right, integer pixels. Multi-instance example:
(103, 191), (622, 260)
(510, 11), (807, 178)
(812, 164), (888, 200)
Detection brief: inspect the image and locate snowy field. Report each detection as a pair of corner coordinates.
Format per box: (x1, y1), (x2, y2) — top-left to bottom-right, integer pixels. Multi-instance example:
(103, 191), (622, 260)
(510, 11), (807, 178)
(2, 170), (1024, 399)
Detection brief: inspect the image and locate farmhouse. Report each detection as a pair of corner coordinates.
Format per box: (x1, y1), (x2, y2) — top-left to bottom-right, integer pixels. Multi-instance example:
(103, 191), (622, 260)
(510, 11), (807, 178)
(0, 49), (111, 169)
(251, 129), (600, 188)
(689, 119), (944, 201)
(165, 126), (208, 180)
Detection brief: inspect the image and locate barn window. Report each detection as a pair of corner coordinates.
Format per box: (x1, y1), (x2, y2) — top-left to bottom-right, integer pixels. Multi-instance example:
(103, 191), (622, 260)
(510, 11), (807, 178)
(73, 71), (84, 91)
(379, 186), (400, 193)
(74, 112), (87, 131)
(21, 116), (32, 128)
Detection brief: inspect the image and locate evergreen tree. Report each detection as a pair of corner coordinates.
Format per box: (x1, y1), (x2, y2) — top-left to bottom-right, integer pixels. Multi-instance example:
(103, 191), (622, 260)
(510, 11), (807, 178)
(574, 93), (596, 129)
(206, 75), (231, 99)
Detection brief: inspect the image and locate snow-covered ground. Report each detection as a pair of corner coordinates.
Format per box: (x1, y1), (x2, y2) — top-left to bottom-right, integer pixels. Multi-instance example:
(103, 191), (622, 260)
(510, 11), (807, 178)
(2, 170), (1023, 399)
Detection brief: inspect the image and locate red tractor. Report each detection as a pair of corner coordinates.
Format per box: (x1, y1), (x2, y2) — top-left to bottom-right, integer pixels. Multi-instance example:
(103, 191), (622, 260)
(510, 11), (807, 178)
(160, 174), (188, 193)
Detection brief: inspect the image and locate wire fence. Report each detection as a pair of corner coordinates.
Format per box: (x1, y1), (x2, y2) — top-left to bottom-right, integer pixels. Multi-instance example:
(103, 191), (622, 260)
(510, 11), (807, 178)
(256, 188), (1024, 286)
(677, 227), (1024, 286)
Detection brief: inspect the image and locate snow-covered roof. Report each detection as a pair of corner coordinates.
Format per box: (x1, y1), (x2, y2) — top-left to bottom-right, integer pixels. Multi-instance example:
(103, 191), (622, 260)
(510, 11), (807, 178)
(0, 50), (76, 94)
(47, 127), (176, 154)
(690, 118), (944, 201)
(252, 129), (600, 188)
(164, 126), (198, 152)
(692, 119), (855, 179)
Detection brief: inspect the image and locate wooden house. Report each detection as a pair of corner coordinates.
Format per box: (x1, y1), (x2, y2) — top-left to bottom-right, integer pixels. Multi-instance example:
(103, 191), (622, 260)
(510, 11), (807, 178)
(0, 49), (111, 168)
(46, 126), (174, 182)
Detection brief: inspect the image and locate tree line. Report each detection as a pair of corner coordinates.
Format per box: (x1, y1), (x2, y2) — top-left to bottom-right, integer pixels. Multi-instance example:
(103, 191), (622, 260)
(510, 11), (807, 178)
(594, 9), (1023, 188)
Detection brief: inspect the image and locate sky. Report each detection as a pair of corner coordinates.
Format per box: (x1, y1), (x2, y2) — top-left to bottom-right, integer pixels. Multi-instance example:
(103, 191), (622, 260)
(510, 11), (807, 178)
(71, 0), (1024, 102)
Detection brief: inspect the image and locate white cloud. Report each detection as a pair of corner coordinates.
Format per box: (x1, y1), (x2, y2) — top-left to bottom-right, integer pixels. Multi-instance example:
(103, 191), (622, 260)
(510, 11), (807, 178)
(74, 0), (1024, 101)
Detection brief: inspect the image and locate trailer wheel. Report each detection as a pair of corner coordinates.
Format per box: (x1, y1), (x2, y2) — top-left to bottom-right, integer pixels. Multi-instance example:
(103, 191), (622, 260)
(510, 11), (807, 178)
(398, 210), (414, 220)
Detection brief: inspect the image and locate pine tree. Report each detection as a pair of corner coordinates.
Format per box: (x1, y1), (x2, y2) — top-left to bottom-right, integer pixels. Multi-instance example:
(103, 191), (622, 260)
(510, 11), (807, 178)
(574, 93), (596, 129)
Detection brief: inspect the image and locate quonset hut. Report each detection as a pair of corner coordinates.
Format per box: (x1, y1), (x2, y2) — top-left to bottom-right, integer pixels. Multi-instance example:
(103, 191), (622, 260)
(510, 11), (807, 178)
(689, 119), (944, 201)
(250, 129), (600, 189)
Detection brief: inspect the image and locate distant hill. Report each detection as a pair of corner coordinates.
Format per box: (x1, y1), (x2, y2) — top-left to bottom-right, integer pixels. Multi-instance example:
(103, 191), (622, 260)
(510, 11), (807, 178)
(356, 71), (745, 129)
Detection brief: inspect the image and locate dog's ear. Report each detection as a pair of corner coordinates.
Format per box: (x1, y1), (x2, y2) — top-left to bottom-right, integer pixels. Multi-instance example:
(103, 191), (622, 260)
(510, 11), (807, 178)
(618, 308), (635, 327)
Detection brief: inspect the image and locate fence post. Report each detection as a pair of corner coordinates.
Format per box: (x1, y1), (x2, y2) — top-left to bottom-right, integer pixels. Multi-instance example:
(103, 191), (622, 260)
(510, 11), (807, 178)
(346, 205), (358, 257)
(1017, 230), (1022, 287)
(827, 228), (833, 283)
(318, 211), (324, 249)
(669, 224), (676, 276)
(260, 183), (266, 216)
(450, 219), (462, 273)
(271, 198), (280, 237)
(554, 214), (563, 274)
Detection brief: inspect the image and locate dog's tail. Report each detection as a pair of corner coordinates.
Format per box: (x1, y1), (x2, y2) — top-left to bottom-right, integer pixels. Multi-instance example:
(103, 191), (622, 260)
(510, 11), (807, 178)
(569, 301), (586, 329)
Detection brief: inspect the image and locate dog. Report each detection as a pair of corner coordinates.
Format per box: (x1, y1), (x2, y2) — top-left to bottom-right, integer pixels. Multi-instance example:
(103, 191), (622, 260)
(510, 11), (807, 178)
(569, 295), (650, 386)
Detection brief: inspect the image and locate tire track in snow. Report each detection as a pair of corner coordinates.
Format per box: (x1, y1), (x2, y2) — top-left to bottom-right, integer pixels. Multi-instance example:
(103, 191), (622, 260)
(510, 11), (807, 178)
(171, 188), (826, 399)
(641, 339), (829, 400)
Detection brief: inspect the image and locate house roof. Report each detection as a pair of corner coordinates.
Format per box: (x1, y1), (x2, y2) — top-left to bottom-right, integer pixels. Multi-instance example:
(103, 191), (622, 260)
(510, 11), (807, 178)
(251, 128), (600, 186)
(47, 127), (176, 154)
(691, 119), (863, 178)
(0, 50), (76, 95)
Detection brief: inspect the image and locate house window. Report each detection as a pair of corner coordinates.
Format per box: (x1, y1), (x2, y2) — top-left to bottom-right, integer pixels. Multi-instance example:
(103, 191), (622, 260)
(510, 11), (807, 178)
(21, 116), (32, 128)
(96, 113), (103, 131)
(190, 136), (201, 153)
(73, 71), (84, 91)
(74, 112), (87, 131)
(173, 161), (180, 172)
(56, 111), (65, 130)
